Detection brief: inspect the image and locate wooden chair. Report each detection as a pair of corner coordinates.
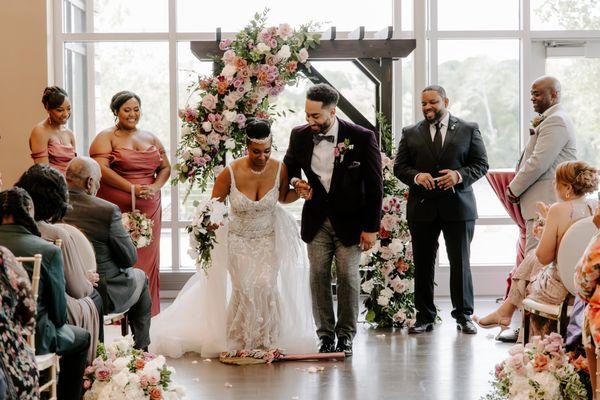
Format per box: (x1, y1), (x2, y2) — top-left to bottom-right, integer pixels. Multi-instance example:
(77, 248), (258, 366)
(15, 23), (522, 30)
(16, 254), (59, 400)
(521, 216), (597, 343)
(57, 223), (131, 336)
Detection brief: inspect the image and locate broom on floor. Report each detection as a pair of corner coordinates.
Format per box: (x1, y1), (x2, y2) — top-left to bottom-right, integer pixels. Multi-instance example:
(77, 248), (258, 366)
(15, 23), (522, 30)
(219, 348), (345, 365)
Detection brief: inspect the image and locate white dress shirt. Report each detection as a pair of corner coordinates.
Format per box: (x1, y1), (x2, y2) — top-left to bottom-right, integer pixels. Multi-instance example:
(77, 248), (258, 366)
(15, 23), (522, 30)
(311, 117), (339, 192)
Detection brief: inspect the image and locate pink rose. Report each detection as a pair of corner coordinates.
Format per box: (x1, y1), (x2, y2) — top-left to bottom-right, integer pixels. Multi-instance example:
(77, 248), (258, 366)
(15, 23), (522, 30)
(222, 50), (237, 65)
(201, 93), (217, 111)
(219, 39), (232, 51)
(235, 113), (246, 128)
(298, 48), (309, 63)
(277, 23), (293, 40)
(149, 376), (159, 385)
(94, 366), (111, 381)
(83, 379), (91, 390)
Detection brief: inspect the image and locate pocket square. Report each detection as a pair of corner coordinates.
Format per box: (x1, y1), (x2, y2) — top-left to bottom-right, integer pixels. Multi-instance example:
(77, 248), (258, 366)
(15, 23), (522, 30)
(348, 161), (361, 169)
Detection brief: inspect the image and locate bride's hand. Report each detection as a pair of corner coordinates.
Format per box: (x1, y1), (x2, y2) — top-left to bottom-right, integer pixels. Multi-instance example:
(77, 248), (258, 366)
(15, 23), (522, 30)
(535, 201), (549, 219)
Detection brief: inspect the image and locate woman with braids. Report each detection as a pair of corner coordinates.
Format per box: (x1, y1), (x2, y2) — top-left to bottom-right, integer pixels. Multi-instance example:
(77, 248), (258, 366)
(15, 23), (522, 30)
(89, 91), (171, 316)
(16, 164), (103, 362)
(0, 188), (90, 400)
(0, 245), (38, 399)
(474, 161), (598, 338)
(29, 86), (77, 173)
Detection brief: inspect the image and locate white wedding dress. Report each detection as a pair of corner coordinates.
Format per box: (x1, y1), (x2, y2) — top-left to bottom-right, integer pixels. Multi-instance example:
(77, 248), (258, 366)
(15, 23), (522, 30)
(150, 161), (315, 358)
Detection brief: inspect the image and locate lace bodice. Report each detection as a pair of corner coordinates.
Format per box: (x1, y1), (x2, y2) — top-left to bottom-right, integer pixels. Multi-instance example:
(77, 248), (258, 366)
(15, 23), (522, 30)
(227, 161), (281, 239)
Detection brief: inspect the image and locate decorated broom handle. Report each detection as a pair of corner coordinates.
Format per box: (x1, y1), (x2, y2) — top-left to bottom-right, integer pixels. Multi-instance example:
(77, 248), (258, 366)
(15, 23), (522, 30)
(280, 352), (345, 361)
(131, 184), (136, 211)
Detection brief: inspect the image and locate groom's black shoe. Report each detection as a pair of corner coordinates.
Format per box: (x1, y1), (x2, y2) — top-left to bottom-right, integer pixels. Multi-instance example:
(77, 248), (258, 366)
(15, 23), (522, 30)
(335, 338), (353, 357)
(456, 319), (477, 334)
(318, 337), (335, 353)
(408, 321), (434, 334)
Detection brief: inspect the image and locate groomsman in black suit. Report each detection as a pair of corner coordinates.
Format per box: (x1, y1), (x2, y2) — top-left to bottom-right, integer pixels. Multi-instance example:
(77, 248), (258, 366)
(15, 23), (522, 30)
(394, 85), (488, 334)
(284, 84), (383, 356)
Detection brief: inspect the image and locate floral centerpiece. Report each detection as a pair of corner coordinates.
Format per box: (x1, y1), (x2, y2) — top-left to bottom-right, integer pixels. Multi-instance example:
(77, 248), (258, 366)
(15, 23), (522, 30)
(187, 197), (228, 273)
(122, 211), (153, 249)
(360, 150), (416, 328)
(483, 333), (588, 400)
(175, 9), (320, 193)
(83, 337), (185, 400)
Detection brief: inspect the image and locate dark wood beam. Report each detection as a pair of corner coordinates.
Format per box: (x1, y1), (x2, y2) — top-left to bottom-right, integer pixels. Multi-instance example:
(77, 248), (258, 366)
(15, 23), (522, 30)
(299, 64), (376, 133)
(191, 39), (416, 61)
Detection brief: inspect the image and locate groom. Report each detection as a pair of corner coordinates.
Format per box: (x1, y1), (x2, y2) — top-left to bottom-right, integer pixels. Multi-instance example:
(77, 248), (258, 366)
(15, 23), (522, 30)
(284, 83), (383, 356)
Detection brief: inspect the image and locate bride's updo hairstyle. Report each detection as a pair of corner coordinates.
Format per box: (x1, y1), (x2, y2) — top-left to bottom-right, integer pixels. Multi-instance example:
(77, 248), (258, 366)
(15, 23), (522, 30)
(555, 160), (598, 196)
(245, 118), (272, 145)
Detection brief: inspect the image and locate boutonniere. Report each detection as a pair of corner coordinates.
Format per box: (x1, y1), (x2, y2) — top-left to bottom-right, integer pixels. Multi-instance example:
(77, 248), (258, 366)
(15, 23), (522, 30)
(449, 122), (456, 131)
(531, 114), (546, 128)
(334, 139), (354, 163)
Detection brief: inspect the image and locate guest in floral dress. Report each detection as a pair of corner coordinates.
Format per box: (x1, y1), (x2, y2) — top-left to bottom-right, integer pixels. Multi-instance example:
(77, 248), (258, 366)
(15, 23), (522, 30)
(0, 245), (39, 399)
(575, 218), (600, 398)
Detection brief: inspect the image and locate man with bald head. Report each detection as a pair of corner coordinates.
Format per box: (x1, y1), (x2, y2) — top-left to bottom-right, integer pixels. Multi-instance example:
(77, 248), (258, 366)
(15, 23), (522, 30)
(64, 157), (151, 350)
(506, 76), (577, 254)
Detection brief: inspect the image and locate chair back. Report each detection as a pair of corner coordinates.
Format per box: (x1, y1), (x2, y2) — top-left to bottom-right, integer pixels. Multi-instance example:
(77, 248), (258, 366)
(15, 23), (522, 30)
(15, 254), (42, 348)
(56, 223), (96, 271)
(556, 216), (597, 296)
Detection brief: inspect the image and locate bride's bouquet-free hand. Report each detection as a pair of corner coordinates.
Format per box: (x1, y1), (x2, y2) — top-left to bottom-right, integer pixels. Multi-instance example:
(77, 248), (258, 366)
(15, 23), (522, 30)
(83, 336), (185, 400)
(187, 197), (228, 273)
(122, 211), (154, 249)
(483, 333), (588, 400)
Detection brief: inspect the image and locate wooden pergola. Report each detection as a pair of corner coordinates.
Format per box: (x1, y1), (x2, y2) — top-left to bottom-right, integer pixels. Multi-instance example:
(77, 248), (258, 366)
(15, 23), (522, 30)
(191, 27), (416, 133)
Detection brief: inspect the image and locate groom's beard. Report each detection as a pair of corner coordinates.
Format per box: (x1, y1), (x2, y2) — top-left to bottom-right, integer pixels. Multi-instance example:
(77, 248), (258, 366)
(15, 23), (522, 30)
(310, 118), (333, 134)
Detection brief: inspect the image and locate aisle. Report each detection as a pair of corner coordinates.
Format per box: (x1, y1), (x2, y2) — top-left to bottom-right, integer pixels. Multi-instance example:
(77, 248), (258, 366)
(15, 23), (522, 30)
(105, 297), (514, 400)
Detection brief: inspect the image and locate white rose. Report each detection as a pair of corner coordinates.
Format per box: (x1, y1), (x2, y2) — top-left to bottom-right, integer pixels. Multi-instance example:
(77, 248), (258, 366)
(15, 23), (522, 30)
(221, 64), (237, 79)
(190, 147), (203, 157)
(202, 121), (212, 132)
(388, 239), (405, 255)
(224, 138), (236, 150)
(256, 42), (271, 53)
(181, 125), (192, 137)
(361, 279), (375, 293)
(137, 236), (148, 248)
(377, 294), (390, 307)
(298, 48), (309, 63)
(112, 356), (131, 371)
(112, 370), (130, 388)
(223, 110), (237, 123)
(359, 252), (370, 266)
(275, 45), (291, 63)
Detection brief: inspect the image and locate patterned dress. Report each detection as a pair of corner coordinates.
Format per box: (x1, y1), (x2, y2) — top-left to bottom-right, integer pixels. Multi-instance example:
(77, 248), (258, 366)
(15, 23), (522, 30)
(575, 232), (600, 347)
(0, 246), (39, 399)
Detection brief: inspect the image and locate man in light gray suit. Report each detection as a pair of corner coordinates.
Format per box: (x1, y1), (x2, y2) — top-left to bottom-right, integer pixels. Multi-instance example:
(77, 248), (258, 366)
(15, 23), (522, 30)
(63, 157), (151, 350)
(506, 76), (577, 253)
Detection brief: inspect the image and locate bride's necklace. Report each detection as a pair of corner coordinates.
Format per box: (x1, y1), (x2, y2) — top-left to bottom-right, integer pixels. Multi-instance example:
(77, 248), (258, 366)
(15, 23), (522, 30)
(248, 164), (267, 175)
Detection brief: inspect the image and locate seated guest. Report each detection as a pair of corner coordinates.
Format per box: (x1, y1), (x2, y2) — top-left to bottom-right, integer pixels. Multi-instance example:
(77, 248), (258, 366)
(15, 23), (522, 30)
(63, 157), (151, 350)
(15, 164), (103, 362)
(0, 188), (90, 400)
(0, 246), (38, 399)
(575, 210), (600, 397)
(475, 161), (598, 337)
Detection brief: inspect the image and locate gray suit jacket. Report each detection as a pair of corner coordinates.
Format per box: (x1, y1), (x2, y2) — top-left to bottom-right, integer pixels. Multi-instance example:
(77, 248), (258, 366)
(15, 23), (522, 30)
(509, 104), (577, 220)
(63, 188), (145, 313)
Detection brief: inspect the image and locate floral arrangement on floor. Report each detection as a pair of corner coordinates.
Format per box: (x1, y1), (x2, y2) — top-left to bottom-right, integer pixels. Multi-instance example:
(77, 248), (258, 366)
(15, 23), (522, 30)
(483, 333), (589, 400)
(175, 9), (320, 193)
(122, 211), (153, 249)
(83, 337), (185, 400)
(187, 197), (229, 273)
(360, 152), (415, 328)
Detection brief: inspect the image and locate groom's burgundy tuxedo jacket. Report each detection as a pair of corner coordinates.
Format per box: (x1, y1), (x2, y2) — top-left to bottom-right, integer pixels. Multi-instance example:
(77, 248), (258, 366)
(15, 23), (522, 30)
(284, 118), (383, 246)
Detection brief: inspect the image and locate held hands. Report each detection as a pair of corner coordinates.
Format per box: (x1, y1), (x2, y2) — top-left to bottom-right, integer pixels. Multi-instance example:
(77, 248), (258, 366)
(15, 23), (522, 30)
(293, 179), (313, 200)
(86, 270), (100, 287)
(360, 231), (377, 251)
(415, 170), (459, 191)
(505, 187), (519, 204)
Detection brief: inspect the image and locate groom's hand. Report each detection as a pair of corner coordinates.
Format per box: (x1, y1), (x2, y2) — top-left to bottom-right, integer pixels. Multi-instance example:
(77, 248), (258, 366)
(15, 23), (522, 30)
(360, 231), (377, 251)
(294, 179), (313, 200)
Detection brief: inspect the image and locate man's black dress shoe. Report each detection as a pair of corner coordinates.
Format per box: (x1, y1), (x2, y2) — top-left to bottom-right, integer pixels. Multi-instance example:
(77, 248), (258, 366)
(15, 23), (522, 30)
(335, 338), (353, 357)
(408, 321), (434, 334)
(457, 319), (477, 334)
(318, 336), (335, 353)
(496, 328), (518, 343)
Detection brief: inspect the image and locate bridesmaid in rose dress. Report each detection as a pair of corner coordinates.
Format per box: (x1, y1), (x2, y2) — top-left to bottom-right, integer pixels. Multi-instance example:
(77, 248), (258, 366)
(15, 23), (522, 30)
(89, 91), (171, 316)
(29, 86), (77, 173)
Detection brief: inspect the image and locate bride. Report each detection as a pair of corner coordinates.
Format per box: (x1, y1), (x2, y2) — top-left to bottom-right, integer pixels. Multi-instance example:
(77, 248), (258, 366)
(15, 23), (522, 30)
(150, 118), (315, 357)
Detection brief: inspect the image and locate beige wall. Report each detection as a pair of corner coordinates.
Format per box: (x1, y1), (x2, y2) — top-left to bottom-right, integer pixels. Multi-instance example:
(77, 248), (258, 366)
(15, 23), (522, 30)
(0, 0), (49, 187)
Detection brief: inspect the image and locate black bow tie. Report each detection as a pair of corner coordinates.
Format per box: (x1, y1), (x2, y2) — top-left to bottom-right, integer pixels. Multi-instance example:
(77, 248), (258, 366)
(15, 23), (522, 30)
(313, 134), (335, 145)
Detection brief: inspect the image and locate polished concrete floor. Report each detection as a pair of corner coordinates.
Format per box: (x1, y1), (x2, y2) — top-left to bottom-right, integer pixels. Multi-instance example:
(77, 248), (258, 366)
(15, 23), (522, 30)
(107, 297), (515, 400)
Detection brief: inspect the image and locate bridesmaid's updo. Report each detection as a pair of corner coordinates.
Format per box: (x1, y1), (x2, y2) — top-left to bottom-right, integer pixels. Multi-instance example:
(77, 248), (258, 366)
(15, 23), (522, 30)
(555, 160), (598, 196)
(110, 91), (141, 116)
(245, 118), (271, 144)
(42, 86), (68, 110)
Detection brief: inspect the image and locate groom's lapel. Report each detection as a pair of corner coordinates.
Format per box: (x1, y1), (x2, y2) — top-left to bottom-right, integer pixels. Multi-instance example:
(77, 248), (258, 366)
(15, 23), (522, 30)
(300, 129), (315, 172)
(329, 119), (349, 195)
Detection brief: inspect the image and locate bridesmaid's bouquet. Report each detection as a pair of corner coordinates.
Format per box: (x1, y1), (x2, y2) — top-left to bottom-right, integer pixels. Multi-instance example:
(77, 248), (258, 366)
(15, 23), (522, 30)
(83, 336), (185, 400)
(122, 211), (154, 249)
(187, 197), (228, 273)
(483, 333), (588, 400)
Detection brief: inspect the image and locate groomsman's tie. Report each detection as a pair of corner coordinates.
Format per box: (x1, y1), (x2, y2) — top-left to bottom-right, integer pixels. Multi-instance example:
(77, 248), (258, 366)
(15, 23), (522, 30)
(433, 122), (443, 157)
(313, 134), (335, 145)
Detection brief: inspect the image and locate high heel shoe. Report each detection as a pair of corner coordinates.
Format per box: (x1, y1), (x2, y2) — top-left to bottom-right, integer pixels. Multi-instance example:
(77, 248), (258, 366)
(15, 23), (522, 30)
(473, 314), (511, 339)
